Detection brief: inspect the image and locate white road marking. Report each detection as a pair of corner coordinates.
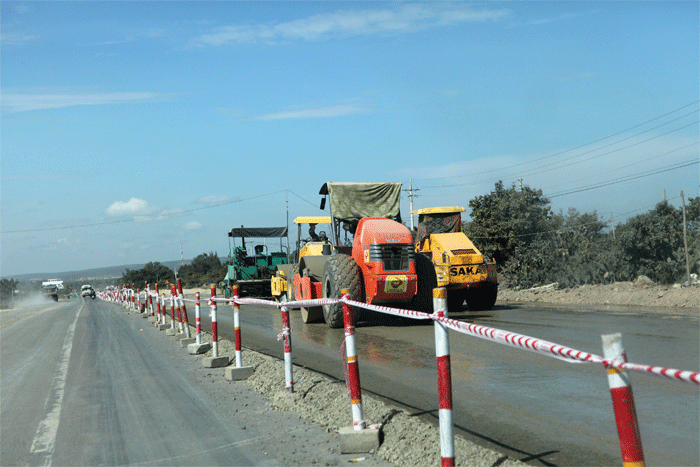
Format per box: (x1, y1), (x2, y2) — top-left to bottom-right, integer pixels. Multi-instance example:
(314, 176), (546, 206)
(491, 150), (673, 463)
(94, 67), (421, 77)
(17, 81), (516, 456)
(28, 302), (84, 466)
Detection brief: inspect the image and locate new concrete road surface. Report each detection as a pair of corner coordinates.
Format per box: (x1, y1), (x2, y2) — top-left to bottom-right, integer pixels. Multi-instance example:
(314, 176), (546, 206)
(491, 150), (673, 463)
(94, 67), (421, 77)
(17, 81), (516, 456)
(199, 298), (699, 467)
(0, 297), (393, 467)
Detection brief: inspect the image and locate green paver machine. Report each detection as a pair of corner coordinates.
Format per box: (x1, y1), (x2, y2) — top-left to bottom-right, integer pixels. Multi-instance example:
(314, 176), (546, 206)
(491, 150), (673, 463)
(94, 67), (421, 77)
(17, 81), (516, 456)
(225, 226), (289, 297)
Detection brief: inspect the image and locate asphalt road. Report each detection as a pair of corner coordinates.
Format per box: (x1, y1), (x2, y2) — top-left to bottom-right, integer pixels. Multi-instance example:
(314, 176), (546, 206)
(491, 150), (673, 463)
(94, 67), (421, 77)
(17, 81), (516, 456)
(199, 298), (699, 467)
(0, 297), (393, 467)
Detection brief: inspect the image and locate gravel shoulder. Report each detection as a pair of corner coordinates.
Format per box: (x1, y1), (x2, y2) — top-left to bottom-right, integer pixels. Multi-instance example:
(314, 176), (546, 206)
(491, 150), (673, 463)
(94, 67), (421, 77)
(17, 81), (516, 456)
(496, 280), (700, 315)
(161, 316), (525, 467)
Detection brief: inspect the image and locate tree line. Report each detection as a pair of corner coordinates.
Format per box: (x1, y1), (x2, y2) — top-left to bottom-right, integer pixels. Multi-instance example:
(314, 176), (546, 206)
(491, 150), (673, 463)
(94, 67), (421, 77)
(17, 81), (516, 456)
(120, 252), (227, 290)
(465, 181), (699, 288)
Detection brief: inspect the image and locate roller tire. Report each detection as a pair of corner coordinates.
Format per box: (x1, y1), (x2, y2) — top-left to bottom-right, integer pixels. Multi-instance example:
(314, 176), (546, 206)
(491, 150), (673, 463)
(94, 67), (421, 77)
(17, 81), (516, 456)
(322, 254), (364, 328)
(465, 283), (498, 311)
(447, 290), (466, 314)
(286, 264), (299, 301)
(410, 253), (437, 313)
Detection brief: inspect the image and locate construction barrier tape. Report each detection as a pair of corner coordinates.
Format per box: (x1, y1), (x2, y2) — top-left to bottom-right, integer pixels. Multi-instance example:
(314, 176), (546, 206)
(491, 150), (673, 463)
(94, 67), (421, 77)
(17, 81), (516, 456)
(137, 289), (699, 385)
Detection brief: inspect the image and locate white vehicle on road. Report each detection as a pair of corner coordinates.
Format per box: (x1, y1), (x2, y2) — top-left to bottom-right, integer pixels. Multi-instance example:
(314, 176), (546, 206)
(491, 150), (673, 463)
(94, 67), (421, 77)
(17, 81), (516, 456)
(81, 285), (95, 299)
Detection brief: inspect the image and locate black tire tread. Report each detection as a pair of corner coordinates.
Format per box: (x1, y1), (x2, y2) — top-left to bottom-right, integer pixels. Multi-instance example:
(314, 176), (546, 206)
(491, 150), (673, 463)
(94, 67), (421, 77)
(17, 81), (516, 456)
(322, 254), (363, 328)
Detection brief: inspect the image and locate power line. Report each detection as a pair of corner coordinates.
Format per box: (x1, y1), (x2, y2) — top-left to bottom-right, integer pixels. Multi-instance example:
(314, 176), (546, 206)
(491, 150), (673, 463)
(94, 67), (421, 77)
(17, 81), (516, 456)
(412, 100), (699, 182)
(543, 141), (699, 191)
(423, 119), (698, 190)
(549, 159), (699, 198)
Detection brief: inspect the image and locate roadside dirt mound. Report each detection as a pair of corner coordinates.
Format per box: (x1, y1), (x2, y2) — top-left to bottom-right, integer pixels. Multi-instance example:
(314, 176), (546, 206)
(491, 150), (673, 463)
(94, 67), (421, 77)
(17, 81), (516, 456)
(497, 280), (700, 310)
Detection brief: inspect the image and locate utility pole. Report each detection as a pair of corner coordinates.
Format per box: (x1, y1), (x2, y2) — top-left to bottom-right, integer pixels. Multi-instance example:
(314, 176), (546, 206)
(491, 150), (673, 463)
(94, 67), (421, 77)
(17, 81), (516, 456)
(405, 180), (420, 230)
(285, 190), (290, 254)
(518, 178), (523, 193)
(610, 213), (616, 240)
(681, 190), (691, 285)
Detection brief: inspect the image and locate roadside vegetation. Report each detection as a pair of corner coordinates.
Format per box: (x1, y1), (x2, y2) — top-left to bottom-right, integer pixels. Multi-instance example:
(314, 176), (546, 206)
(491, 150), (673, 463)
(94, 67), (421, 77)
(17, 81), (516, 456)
(465, 181), (699, 288)
(119, 252), (226, 290)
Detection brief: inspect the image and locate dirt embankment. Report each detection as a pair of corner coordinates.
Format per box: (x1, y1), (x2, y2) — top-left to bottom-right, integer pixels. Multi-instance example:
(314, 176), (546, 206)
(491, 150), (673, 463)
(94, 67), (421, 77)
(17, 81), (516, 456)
(496, 279), (700, 310)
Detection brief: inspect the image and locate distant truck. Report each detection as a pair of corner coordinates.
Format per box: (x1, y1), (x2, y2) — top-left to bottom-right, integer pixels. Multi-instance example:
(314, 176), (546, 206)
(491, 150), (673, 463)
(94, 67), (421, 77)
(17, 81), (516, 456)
(41, 278), (64, 302)
(412, 206), (498, 312)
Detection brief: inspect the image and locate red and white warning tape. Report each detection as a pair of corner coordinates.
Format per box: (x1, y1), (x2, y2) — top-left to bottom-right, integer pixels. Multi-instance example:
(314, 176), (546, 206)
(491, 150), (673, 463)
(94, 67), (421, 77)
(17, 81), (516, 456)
(148, 290), (700, 386)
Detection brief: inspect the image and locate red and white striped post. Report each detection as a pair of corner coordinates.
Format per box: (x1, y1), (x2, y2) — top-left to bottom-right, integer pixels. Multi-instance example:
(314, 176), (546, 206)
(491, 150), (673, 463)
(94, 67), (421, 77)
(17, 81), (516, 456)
(210, 285), (219, 357)
(195, 292), (202, 344)
(602, 333), (645, 467)
(177, 279), (191, 338)
(147, 283), (154, 316)
(433, 288), (455, 467)
(169, 288), (175, 330)
(342, 290), (365, 430)
(233, 285), (243, 367)
(172, 284), (183, 333)
(161, 293), (167, 325)
(280, 304), (293, 393)
(136, 288), (142, 312)
(155, 283), (161, 320)
(131, 285), (136, 309)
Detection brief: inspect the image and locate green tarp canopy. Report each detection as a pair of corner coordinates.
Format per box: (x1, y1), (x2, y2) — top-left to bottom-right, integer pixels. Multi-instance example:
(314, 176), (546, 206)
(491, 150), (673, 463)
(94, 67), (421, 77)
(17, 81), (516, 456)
(320, 182), (402, 221)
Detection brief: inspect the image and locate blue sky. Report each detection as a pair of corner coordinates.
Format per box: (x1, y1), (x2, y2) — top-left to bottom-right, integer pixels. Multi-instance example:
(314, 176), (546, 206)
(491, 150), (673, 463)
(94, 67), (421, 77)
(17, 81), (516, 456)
(1, 1), (698, 277)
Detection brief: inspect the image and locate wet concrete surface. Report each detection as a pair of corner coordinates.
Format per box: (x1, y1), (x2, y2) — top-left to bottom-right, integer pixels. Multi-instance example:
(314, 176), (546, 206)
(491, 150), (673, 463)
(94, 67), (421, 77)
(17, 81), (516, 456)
(203, 300), (699, 466)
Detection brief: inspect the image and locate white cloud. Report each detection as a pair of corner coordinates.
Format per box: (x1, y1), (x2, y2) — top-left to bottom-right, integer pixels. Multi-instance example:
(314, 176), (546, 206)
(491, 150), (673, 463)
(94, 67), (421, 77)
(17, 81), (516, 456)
(0, 32), (41, 46)
(189, 4), (511, 46)
(184, 221), (203, 231)
(253, 104), (368, 121)
(106, 198), (156, 217)
(1, 92), (172, 113)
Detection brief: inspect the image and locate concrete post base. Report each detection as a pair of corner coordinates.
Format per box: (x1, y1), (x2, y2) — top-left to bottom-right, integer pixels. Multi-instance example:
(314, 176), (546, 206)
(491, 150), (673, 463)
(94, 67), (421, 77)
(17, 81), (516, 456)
(338, 426), (381, 454)
(188, 342), (212, 355)
(175, 333), (188, 340)
(141, 313), (149, 318)
(203, 356), (229, 368)
(147, 316), (157, 322)
(225, 365), (254, 380)
(179, 338), (196, 348)
(165, 328), (177, 336)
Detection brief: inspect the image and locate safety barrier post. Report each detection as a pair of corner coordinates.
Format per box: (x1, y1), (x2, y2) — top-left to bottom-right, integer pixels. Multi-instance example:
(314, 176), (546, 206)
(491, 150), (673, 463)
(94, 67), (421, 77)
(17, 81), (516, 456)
(187, 292), (211, 355)
(155, 283), (161, 321)
(177, 279), (191, 338)
(233, 286), (242, 365)
(224, 286), (254, 380)
(203, 285), (228, 367)
(172, 284), (184, 334)
(433, 288), (455, 467)
(147, 283), (154, 317)
(131, 285), (136, 309)
(196, 292), (202, 343)
(281, 304), (293, 393)
(160, 293), (167, 327)
(602, 333), (645, 467)
(338, 290), (380, 454)
(343, 291), (364, 430)
(166, 289), (177, 335)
